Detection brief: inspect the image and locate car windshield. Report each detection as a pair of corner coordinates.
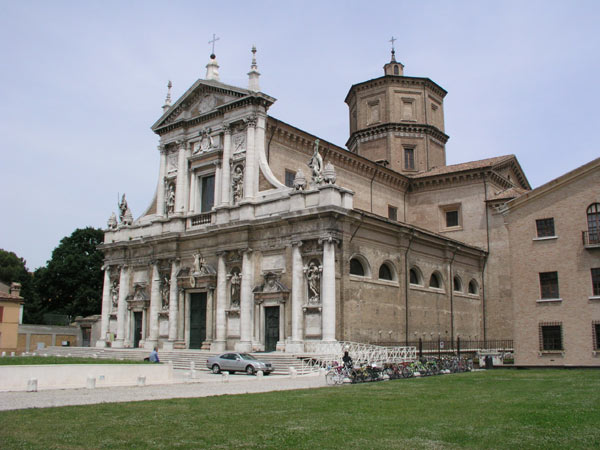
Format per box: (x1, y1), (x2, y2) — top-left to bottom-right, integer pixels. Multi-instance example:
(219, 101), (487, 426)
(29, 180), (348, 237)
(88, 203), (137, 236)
(239, 353), (256, 360)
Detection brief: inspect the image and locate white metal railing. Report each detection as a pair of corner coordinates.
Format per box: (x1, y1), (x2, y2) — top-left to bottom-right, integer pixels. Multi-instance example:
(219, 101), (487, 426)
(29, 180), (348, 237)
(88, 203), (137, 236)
(302, 341), (417, 372)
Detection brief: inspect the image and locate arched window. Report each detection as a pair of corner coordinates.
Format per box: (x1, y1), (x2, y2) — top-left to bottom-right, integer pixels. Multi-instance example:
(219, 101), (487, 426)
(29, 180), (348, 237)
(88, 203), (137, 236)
(393, 65), (399, 75)
(409, 267), (422, 285)
(453, 276), (462, 292)
(350, 258), (365, 276)
(379, 263), (393, 281)
(468, 280), (479, 295)
(587, 203), (600, 244)
(429, 272), (442, 289)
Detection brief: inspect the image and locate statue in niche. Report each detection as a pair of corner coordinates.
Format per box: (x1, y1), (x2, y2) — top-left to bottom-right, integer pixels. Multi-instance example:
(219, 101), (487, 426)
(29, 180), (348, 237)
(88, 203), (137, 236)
(166, 184), (176, 215)
(192, 252), (210, 276)
(305, 261), (321, 305)
(308, 139), (323, 184)
(161, 275), (170, 309)
(230, 269), (241, 308)
(110, 280), (119, 307)
(107, 212), (118, 230)
(231, 165), (244, 203)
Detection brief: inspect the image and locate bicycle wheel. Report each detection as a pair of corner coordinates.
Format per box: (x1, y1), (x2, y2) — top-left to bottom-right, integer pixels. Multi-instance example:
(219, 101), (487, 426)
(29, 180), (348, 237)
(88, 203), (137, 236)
(326, 371), (336, 385)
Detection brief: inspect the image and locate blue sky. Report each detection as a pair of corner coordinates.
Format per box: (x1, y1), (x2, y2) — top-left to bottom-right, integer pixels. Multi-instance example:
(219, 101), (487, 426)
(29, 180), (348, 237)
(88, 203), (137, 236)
(1, 1), (599, 270)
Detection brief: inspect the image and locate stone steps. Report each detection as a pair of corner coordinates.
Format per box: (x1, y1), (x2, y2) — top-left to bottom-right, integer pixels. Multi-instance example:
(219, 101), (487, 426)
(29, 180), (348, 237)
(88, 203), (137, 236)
(36, 347), (318, 375)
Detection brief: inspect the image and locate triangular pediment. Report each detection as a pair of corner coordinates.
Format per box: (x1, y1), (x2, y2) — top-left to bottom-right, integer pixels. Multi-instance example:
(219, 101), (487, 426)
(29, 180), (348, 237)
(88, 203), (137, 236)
(151, 79), (252, 132)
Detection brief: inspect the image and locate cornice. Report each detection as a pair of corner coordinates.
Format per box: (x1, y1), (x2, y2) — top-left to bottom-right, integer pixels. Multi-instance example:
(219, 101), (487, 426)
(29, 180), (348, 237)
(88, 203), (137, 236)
(345, 75), (448, 104)
(346, 122), (449, 150)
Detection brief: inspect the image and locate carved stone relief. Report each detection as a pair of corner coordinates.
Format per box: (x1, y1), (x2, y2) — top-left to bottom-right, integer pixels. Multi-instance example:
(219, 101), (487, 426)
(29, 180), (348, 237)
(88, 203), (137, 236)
(233, 133), (246, 154)
(110, 279), (120, 308)
(166, 183), (176, 215)
(160, 273), (170, 310)
(167, 153), (178, 173)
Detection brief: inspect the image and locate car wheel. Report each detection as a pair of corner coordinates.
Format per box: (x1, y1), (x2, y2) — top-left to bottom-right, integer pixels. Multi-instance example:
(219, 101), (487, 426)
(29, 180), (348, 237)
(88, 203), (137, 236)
(229, 371), (235, 374)
(246, 365), (255, 375)
(264, 372), (271, 376)
(212, 364), (221, 374)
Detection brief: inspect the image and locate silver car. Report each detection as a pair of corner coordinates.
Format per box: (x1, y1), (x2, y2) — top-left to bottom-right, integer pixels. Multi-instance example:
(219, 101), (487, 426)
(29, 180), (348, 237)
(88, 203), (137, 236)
(206, 352), (273, 375)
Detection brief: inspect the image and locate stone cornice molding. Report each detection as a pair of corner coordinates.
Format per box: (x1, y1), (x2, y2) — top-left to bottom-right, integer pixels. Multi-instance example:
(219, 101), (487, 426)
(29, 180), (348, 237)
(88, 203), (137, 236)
(346, 123), (449, 150)
(345, 75), (448, 104)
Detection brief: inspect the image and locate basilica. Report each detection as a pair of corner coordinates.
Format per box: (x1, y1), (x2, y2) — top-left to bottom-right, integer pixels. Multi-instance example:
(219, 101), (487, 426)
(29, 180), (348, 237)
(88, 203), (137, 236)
(97, 46), (533, 355)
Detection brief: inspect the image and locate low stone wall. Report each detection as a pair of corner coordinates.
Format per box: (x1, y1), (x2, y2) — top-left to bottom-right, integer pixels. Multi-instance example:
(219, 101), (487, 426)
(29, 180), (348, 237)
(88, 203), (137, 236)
(0, 363), (173, 392)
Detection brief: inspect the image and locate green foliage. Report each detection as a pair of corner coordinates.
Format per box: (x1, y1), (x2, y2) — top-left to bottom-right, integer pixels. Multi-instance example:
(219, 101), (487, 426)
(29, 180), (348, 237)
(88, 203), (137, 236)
(0, 249), (39, 321)
(34, 227), (104, 318)
(0, 369), (599, 448)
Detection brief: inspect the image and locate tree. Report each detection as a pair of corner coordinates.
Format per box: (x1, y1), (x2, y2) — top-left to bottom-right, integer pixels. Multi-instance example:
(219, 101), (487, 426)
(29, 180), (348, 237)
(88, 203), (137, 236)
(35, 227), (105, 318)
(0, 249), (40, 322)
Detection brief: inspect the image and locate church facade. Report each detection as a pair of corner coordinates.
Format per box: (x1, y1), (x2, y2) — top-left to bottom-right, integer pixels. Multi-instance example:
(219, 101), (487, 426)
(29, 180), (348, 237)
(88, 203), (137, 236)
(97, 48), (531, 354)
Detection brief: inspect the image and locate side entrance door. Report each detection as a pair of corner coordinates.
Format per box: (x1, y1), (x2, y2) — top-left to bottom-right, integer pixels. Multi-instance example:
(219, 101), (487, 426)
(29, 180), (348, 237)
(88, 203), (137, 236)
(190, 292), (207, 349)
(264, 306), (279, 352)
(133, 312), (143, 348)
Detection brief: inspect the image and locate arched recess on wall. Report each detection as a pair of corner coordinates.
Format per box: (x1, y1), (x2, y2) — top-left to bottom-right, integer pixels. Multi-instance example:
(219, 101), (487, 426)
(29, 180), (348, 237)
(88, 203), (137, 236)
(378, 261), (397, 281)
(453, 275), (463, 292)
(349, 254), (371, 277)
(429, 271), (444, 290)
(409, 266), (423, 286)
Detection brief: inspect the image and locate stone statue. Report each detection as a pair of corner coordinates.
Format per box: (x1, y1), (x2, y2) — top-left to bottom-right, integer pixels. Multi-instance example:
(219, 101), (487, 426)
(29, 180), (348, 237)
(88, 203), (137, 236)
(230, 270), (241, 308)
(308, 139), (323, 184)
(232, 165), (244, 203)
(161, 275), (170, 309)
(305, 261), (321, 305)
(293, 169), (307, 191)
(166, 184), (175, 215)
(193, 253), (203, 275)
(263, 273), (278, 293)
(111, 280), (119, 307)
(118, 194), (128, 222)
(107, 212), (118, 230)
(122, 207), (134, 226)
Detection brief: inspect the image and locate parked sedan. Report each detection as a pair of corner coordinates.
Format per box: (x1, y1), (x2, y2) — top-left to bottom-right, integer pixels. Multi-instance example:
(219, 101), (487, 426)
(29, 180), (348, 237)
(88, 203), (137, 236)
(206, 352), (273, 375)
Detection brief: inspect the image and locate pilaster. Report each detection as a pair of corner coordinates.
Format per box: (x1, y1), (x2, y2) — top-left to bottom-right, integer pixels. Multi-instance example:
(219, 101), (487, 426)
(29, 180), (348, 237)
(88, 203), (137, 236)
(145, 262), (161, 349)
(221, 123), (232, 205)
(320, 236), (338, 342)
(113, 265), (130, 348)
(235, 248), (254, 352)
(212, 252), (227, 352)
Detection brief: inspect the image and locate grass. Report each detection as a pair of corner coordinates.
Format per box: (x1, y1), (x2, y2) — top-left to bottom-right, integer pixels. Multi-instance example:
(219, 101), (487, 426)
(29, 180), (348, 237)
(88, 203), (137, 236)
(0, 356), (149, 365)
(1, 369), (599, 449)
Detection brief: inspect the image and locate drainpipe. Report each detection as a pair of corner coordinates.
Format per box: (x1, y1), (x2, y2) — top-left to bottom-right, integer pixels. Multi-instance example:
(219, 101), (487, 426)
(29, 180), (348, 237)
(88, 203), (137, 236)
(404, 229), (415, 344)
(370, 167), (378, 213)
(482, 173), (491, 341)
(266, 118), (278, 163)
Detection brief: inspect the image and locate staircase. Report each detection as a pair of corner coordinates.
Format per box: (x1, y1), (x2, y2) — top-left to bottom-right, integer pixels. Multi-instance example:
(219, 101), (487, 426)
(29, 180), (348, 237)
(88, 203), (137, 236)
(34, 347), (316, 375)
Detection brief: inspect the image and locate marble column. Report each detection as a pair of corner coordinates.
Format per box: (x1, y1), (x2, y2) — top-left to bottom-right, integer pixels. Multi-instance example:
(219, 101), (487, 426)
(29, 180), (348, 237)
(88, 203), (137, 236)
(235, 249), (253, 352)
(321, 237), (337, 342)
(182, 144), (191, 213)
(96, 265), (111, 347)
(287, 241), (304, 352)
(214, 161), (222, 210)
(156, 146), (167, 217)
(212, 252), (227, 351)
(221, 124), (232, 205)
(206, 288), (214, 343)
(244, 117), (256, 199)
(164, 259), (180, 349)
(113, 266), (130, 348)
(189, 173), (197, 213)
(175, 141), (187, 214)
(145, 262), (161, 349)
(177, 289), (185, 342)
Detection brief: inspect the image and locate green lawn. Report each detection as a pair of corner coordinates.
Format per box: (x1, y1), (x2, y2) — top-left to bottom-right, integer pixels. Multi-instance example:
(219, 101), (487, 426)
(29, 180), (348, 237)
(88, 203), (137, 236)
(0, 356), (148, 365)
(1, 369), (599, 449)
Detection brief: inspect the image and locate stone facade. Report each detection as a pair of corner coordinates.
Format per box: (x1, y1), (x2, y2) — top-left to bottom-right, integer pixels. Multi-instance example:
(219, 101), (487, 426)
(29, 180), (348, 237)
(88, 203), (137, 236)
(97, 49), (533, 353)
(504, 158), (600, 366)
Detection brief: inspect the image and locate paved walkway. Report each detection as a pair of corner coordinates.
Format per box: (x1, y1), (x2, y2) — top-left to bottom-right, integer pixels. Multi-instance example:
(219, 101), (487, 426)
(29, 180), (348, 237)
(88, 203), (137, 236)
(0, 371), (328, 411)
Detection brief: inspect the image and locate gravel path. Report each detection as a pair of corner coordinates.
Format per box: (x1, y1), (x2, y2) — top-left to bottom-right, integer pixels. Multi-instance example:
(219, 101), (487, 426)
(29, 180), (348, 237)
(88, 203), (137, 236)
(0, 372), (328, 411)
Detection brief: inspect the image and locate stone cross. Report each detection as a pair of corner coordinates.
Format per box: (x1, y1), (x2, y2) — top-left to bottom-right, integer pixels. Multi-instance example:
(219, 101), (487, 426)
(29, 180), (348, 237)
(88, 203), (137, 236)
(389, 36), (397, 50)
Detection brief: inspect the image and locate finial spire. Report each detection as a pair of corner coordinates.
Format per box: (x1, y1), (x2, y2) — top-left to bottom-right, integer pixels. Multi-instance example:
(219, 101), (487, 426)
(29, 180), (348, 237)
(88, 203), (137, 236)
(162, 80), (172, 112)
(248, 45), (260, 92)
(208, 33), (220, 57)
(389, 36), (397, 62)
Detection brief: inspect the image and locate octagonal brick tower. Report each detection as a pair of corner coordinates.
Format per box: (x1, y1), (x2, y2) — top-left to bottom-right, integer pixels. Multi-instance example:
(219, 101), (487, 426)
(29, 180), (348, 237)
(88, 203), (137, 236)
(345, 50), (449, 175)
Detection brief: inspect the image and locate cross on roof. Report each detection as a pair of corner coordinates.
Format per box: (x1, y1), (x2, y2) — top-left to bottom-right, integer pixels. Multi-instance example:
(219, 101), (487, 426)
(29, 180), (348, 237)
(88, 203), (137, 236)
(389, 36), (397, 51)
(208, 33), (220, 55)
